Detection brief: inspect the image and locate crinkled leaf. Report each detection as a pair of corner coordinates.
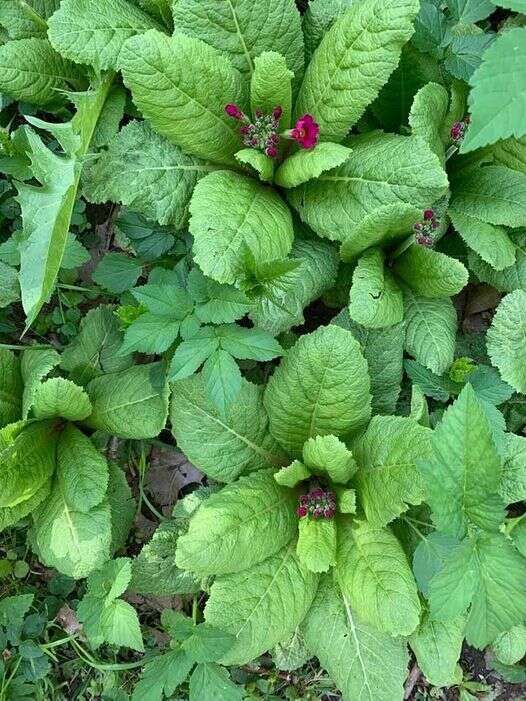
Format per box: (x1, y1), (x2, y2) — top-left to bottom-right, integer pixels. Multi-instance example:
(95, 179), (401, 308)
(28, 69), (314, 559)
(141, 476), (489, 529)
(468, 231), (526, 292)
(501, 434), (526, 504)
(492, 625), (526, 666)
(21, 348), (60, 419)
(0, 0), (59, 39)
(302, 434), (357, 484)
(449, 207), (516, 271)
(349, 248), (403, 328)
(409, 82), (449, 163)
(0, 349), (22, 427)
(487, 290), (526, 393)
(32, 378), (92, 421)
(302, 0), (354, 61)
(297, 517), (337, 573)
(234, 148), (274, 183)
(251, 51), (293, 130)
(393, 246), (468, 298)
(409, 612), (465, 687)
(275, 143), (351, 189)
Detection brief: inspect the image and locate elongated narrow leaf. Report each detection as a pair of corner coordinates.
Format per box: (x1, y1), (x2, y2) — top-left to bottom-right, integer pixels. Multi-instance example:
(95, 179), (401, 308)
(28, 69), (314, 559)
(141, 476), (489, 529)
(0, 349), (22, 428)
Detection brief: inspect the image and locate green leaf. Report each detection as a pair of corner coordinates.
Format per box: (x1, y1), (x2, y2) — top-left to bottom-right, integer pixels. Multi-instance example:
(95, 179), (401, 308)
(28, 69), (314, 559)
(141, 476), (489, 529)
(83, 120), (213, 228)
(275, 143), (351, 189)
(409, 612), (465, 687)
(468, 365), (513, 406)
(107, 463), (136, 554)
(92, 253), (142, 294)
(0, 421), (56, 508)
(492, 625), (526, 665)
(349, 248), (403, 328)
(449, 0), (494, 22)
(216, 324), (283, 361)
(120, 314), (181, 356)
(91, 84), (126, 149)
(468, 231), (526, 292)
(264, 325), (371, 456)
(183, 625), (235, 664)
(274, 460), (311, 488)
(0, 480), (51, 533)
(0, 349), (22, 428)
(288, 133), (448, 241)
(302, 576), (409, 701)
(171, 375), (284, 483)
(131, 649), (193, 701)
(189, 268), (252, 324)
(353, 415), (432, 527)
(294, 0), (420, 142)
(0, 261), (20, 308)
(85, 363), (168, 439)
(189, 171), (293, 285)
(444, 32), (495, 83)
(120, 30), (248, 167)
(409, 82), (449, 163)
(487, 290), (526, 393)
(131, 282), (192, 317)
(175, 469), (297, 576)
(0, 0), (59, 39)
(251, 51), (293, 130)
(169, 333), (219, 381)
(418, 385), (506, 538)
(48, 0), (160, 70)
(201, 349), (242, 416)
(56, 424), (108, 513)
(234, 148), (274, 183)
(302, 0), (354, 61)
(461, 29), (526, 152)
(303, 434), (357, 484)
(61, 305), (132, 384)
(131, 521), (200, 596)
(171, 0), (304, 87)
(412, 531), (459, 596)
(297, 517), (337, 573)
(31, 488), (111, 579)
(393, 246), (469, 298)
(32, 378), (92, 421)
(205, 545), (319, 665)
(449, 207), (516, 271)
(451, 165), (526, 228)
(412, 1), (448, 56)
(501, 434), (526, 504)
(429, 532), (526, 648)
(0, 37), (84, 105)
(403, 289), (457, 375)
(189, 664), (242, 701)
(336, 519), (421, 636)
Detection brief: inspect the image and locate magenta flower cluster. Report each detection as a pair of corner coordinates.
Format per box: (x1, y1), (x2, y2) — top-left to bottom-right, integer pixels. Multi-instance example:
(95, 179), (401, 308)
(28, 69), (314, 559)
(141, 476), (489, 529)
(450, 115), (470, 146)
(297, 487), (336, 520)
(225, 104), (320, 158)
(414, 208), (439, 247)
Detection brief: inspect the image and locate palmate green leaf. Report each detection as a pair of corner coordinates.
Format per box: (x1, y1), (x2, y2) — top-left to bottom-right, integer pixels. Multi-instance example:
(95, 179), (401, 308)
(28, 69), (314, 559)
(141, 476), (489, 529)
(411, 1), (447, 56)
(393, 246), (469, 298)
(21, 347), (60, 419)
(288, 133), (448, 241)
(251, 52), (293, 131)
(189, 663), (243, 701)
(449, 0), (494, 22)
(461, 28), (526, 152)
(444, 32), (496, 84)
(0, 421), (56, 508)
(302, 0), (354, 61)
(294, 0), (419, 142)
(205, 545), (319, 665)
(120, 314), (181, 356)
(83, 120), (214, 228)
(171, 376), (284, 483)
(175, 469), (297, 576)
(336, 519), (421, 636)
(189, 171), (293, 285)
(264, 325), (371, 457)
(403, 289), (457, 375)
(216, 324), (283, 361)
(85, 363), (169, 439)
(120, 31), (248, 167)
(302, 576), (409, 701)
(60, 305), (132, 384)
(131, 649), (194, 701)
(409, 82), (449, 163)
(32, 378), (92, 422)
(449, 207), (516, 271)
(189, 268), (252, 324)
(348, 248), (403, 329)
(0, 0), (60, 39)
(56, 424), (108, 513)
(487, 290), (526, 393)
(429, 532), (526, 648)
(331, 309), (404, 415)
(450, 165), (526, 228)
(0, 37), (84, 105)
(31, 486), (111, 579)
(131, 521), (200, 596)
(275, 143), (351, 189)
(0, 349), (22, 428)
(409, 612), (465, 687)
(172, 0), (304, 88)
(297, 517), (337, 573)
(353, 415), (432, 527)
(418, 385), (506, 538)
(48, 0), (161, 70)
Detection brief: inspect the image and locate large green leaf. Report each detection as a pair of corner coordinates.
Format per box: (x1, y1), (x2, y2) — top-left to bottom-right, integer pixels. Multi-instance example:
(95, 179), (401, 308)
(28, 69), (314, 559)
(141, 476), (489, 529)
(409, 612), (465, 687)
(0, 0), (60, 39)
(264, 325), (371, 456)
(294, 0), (419, 141)
(171, 376), (285, 483)
(0, 480), (51, 534)
(302, 576), (409, 701)
(84, 363), (169, 439)
(120, 31), (248, 166)
(353, 415), (432, 527)
(275, 143), (351, 189)
(205, 545), (319, 665)
(348, 248), (403, 328)
(418, 385), (506, 538)
(450, 208), (516, 272)
(32, 378), (92, 421)
(250, 51), (293, 130)
(393, 246), (468, 298)
(172, 0), (304, 88)
(302, 0), (354, 61)
(189, 170), (293, 284)
(0, 349), (22, 428)
(501, 434), (526, 504)
(487, 290), (526, 394)
(336, 519), (421, 636)
(409, 82), (449, 163)
(468, 231), (526, 292)
(48, 0), (160, 69)
(461, 28), (526, 152)
(288, 133), (448, 241)
(175, 469), (297, 576)
(21, 347), (60, 419)
(83, 120), (213, 228)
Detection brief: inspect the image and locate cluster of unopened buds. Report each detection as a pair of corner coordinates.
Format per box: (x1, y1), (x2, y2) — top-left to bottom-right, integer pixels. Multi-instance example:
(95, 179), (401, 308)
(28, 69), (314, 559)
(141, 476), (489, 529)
(450, 115), (470, 146)
(297, 487), (336, 520)
(414, 208), (439, 247)
(225, 104), (320, 158)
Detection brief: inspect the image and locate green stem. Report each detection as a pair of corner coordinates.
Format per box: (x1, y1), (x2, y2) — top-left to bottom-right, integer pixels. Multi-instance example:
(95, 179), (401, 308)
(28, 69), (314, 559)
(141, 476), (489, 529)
(70, 639), (145, 671)
(0, 343), (55, 350)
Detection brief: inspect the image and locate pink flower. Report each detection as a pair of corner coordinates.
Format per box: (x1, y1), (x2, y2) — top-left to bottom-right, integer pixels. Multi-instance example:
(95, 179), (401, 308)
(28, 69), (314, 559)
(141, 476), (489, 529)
(289, 114), (319, 149)
(272, 106), (283, 120)
(225, 103), (245, 121)
(423, 209), (434, 221)
(265, 146), (278, 158)
(297, 505), (308, 518)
